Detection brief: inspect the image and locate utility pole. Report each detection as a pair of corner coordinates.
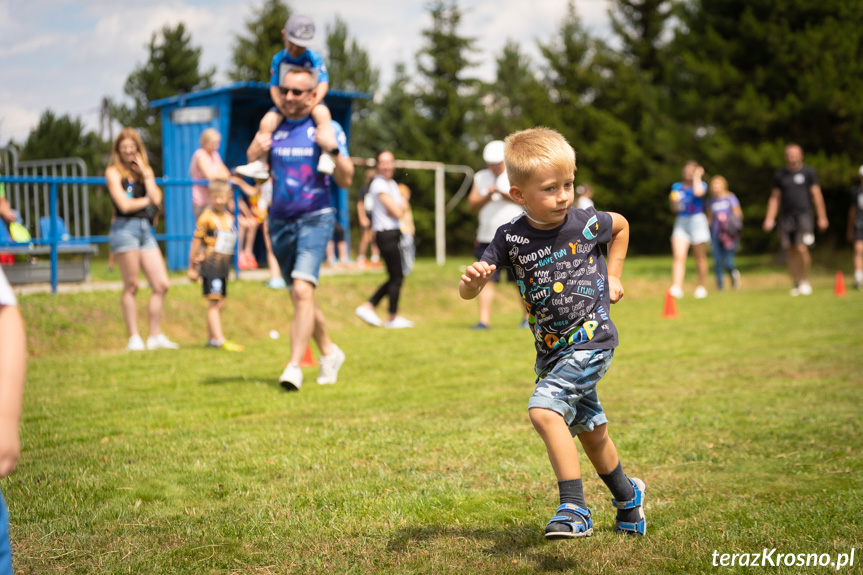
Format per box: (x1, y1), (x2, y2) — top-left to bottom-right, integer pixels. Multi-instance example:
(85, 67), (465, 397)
(99, 97), (113, 142)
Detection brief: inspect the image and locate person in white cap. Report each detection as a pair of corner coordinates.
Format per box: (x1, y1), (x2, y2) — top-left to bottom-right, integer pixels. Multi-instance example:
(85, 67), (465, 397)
(848, 164), (863, 290)
(466, 140), (527, 330)
(238, 14), (338, 178)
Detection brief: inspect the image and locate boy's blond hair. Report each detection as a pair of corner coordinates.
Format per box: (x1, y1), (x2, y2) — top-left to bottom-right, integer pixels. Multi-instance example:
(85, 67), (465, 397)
(504, 127), (576, 187)
(208, 179), (231, 196)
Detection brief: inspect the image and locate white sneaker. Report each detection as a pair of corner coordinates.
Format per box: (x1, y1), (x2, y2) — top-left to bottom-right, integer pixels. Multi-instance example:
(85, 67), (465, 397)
(385, 316), (414, 329)
(127, 334), (146, 351)
(669, 285), (684, 299)
(798, 281), (812, 296)
(790, 287), (800, 297)
(235, 160), (270, 180)
(279, 363), (303, 391)
(316, 344), (345, 385)
(355, 305), (383, 327)
(146, 333), (179, 350)
(693, 286), (708, 299)
(317, 153), (336, 175)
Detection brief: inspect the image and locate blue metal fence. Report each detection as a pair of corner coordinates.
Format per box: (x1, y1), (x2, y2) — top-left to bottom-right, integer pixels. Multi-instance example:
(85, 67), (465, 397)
(0, 175), (232, 294)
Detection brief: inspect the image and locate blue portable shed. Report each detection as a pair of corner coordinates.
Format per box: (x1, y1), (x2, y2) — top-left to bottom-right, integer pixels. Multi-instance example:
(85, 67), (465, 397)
(151, 82), (370, 271)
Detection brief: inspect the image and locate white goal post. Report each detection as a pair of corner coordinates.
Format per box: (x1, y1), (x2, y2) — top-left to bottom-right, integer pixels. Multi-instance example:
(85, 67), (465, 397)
(352, 158), (474, 265)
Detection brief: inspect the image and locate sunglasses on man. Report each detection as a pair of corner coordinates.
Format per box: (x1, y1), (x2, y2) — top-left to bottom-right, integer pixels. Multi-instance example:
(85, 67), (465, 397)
(278, 87), (312, 96)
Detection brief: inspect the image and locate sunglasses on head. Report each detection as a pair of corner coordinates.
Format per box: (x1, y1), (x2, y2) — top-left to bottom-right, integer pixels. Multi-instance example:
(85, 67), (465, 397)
(278, 87), (312, 96)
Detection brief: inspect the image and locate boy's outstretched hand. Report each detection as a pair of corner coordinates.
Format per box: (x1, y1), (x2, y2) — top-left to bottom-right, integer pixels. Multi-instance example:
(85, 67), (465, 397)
(609, 275), (624, 303)
(459, 261), (497, 300)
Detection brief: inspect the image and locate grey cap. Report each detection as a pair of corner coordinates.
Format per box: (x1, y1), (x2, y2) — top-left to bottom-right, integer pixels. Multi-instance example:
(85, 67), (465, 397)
(285, 14), (315, 47)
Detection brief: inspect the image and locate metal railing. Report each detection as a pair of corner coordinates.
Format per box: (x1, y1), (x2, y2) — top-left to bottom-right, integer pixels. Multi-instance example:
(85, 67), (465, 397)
(0, 176), (214, 294)
(1, 148), (91, 239)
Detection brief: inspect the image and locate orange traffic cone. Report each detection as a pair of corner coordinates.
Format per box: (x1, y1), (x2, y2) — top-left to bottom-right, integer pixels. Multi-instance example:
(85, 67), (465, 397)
(835, 271), (847, 297)
(663, 289), (678, 319)
(300, 345), (317, 367)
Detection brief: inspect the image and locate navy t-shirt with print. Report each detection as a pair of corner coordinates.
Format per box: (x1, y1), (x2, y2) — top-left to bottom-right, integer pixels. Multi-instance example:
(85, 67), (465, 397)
(481, 207), (618, 373)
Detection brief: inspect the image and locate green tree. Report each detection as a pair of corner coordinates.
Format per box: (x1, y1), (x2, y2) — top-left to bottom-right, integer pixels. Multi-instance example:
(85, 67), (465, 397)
(670, 0), (863, 248)
(408, 0), (482, 253)
(228, 0), (291, 83)
(114, 22), (215, 175)
(481, 41), (555, 141)
(412, 0), (481, 164)
(20, 110), (114, 234)
(609, 0), (673, 80)
(21, 111), (105, 167)
(324, 15), (379, 157)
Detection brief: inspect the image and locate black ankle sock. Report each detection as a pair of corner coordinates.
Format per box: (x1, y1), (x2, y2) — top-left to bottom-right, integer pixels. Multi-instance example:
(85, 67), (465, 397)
(598, 461), (640, 524)
(558, 478), (587, 509)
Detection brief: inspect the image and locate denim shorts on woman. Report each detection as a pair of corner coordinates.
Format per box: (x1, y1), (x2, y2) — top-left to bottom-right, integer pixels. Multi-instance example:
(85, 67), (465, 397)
(109, 217), (159, 254)
(528, 348), (614, 436)
(671, 212), (710, 245)
(268, 209), (335, 287)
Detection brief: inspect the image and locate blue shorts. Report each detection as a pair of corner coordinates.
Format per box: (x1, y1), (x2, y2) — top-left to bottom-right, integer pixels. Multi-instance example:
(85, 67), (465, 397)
(109, 217), (159, 254)
(268, 209), (335, 287)
(0, 489), (11, 575)
(528, 348), (614, 436)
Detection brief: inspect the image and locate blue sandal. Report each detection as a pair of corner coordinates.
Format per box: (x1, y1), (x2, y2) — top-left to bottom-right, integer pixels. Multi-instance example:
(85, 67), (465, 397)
(611, 477), (646, 536)
(544, 503), (593, 539)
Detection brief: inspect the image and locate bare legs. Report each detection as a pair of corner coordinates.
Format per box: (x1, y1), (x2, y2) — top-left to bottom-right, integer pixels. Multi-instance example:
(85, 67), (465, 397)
(787, 244), (811, 286)
(116, 248), (170, 338)
(529, 408), (620, 480)
(289, 278), (335, 365)
(671, 237), (708, 292)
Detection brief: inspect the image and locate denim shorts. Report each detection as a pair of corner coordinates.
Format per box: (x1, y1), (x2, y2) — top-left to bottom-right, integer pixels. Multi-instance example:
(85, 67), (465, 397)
(0, 489), (11, 575)
(109, 217), (159, 254)
(671, 212), (710, 245)
(268, 209), (335, 287)
(528, 348), (614, 436)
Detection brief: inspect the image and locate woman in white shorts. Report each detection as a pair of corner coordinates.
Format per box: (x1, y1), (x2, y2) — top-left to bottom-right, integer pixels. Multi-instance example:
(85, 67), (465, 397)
(668, 161), (710, 298)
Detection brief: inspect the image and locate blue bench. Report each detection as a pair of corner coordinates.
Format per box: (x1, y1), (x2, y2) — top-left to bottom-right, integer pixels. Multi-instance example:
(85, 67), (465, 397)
(0, 217), (98, 285)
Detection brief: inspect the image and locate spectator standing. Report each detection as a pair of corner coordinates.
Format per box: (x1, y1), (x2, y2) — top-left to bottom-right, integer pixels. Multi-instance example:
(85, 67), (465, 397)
(466, 140), (527, 330)
(187, 180), (244, 352)
(706, 175), (744, 290)
(106, 128), (178, 351)
(354, 151), (413, 329)
(355, 168), (381, 268)
(762, 144), (829, 295)
(848, 165), (863, 290)
(576, 183), (595, 210)
(668, 161), (710, 299)
(190, 128), (230, 221)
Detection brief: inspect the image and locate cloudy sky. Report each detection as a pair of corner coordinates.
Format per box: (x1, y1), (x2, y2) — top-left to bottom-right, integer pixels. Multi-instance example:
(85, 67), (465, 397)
(0, 0), (613, 145)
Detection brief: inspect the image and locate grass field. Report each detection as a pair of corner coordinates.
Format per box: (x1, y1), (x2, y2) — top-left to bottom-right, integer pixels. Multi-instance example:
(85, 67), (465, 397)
(4, 254), (862, 574)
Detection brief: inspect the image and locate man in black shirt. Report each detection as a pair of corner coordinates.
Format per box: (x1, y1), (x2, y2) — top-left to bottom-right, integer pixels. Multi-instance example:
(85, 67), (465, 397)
(762, 144), (829, 296)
